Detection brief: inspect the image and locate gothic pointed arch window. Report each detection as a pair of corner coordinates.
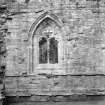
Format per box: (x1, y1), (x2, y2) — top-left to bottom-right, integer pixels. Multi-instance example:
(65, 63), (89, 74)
(29, 12), (64, 73)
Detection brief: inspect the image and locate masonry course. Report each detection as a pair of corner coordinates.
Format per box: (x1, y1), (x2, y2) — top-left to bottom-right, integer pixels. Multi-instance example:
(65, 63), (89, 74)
(1, 0), (105, 105)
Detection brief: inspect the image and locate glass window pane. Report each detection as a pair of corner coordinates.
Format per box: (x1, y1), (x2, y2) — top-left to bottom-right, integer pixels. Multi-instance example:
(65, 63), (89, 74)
(49, 38), (58, 64)
(39, 37), (48, 63)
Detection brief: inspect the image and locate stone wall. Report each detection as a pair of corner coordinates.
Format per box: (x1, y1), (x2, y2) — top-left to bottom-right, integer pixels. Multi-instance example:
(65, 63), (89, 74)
(2, 0), (105, 104)
(0, 2), (8, 105)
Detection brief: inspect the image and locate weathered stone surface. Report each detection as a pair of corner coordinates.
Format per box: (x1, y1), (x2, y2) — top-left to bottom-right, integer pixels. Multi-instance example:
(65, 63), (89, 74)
(7, 101), (105, 105)
(5, 95), (105, 105)
(1, 0), (105, 104)
(0, 3), (8, 105)
(4, 0), (105, 94)
(4, 75), (105, 96)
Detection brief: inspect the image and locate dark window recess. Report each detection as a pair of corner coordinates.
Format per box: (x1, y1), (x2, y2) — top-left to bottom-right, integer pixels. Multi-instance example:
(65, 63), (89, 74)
(39, 37), (58, 64)
(49, 38), (58, 64)
(39, 37), (47, 63)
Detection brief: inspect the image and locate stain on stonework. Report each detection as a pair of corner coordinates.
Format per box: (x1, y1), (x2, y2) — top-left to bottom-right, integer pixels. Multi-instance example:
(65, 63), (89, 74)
(25, 0), (30, 3)
(18, 57), (25, 64)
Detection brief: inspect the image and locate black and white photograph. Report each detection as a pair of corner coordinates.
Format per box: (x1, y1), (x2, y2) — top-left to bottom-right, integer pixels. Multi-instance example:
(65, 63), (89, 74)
(0, 0), (105, 105)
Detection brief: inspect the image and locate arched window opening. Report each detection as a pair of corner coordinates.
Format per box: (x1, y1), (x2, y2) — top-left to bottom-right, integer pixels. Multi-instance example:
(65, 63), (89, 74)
(28, 12), (63, 73)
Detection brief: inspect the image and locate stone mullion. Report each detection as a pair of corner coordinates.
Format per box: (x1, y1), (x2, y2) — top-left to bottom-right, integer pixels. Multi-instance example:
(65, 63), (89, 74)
(47, 38), (50, 64)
